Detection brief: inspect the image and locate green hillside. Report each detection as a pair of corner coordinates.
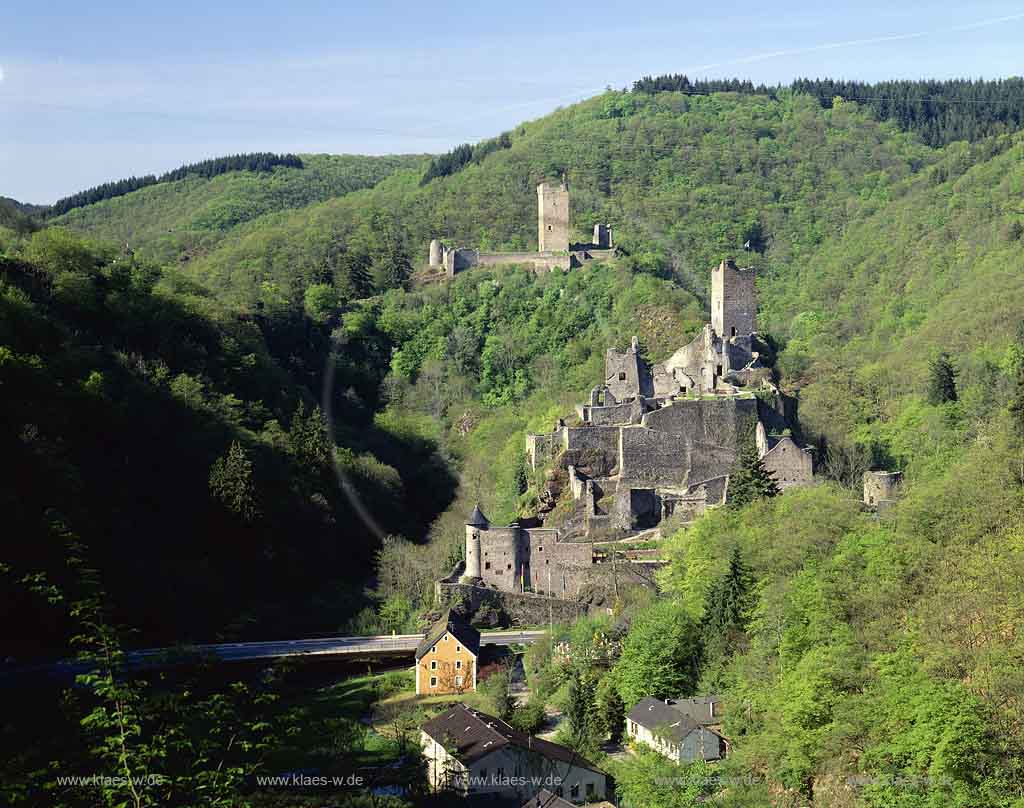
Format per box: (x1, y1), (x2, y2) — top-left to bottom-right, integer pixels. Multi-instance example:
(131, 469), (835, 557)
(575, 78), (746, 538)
(56, 152), (426, 266)
(0, 226), (454, 658)
(5, 82), (1024, 806)
(171, 91), (933, 309)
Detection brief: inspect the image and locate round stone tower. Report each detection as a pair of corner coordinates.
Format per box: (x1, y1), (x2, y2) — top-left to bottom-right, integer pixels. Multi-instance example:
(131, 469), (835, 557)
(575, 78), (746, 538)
(463, 504), (489, 580)
(429, 239), (443, 268)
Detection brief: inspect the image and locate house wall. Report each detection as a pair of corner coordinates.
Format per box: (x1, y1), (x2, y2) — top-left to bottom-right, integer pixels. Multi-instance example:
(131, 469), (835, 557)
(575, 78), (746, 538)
(627, 721), (723, 763)
(415, 629), (477, 696)
(466, 746), (606, 802)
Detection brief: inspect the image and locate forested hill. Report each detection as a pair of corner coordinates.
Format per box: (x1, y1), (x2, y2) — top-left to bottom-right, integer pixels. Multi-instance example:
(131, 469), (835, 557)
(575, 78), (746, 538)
(53, 152), (427, 267)
(0, 227), (454, 658)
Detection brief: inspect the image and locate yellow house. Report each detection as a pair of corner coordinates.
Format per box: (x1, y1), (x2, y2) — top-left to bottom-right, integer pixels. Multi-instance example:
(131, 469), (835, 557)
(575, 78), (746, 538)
(415, 610), (481, 696)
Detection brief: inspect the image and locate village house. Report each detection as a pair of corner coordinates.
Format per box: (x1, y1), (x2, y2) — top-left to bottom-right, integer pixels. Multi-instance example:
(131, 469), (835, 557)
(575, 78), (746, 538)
(421, 703), (607, 802)
(626, 696), (727, 763)
(414, 610), (480, 696)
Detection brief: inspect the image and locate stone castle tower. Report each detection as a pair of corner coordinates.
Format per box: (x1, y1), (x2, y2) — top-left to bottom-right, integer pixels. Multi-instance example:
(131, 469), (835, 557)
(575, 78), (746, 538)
(537, 181), (570, 252)
(711, 259), (757, 338)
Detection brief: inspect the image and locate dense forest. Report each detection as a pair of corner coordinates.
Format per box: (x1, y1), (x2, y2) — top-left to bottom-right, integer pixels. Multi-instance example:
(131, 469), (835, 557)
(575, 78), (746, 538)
(0, 226), (454, 661)
(4, 80), (1024, 806)
(48, 153), (307, 217)
(632, 74), (1024, 147)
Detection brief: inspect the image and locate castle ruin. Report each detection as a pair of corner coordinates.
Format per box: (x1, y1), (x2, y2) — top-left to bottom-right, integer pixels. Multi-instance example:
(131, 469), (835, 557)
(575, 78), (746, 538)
(445, 259), (814, 604)
(428, 181), (615, 277)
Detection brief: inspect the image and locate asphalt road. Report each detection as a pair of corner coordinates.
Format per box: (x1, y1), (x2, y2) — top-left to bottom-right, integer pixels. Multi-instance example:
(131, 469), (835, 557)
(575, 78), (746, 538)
(128, 628), (548, 663)
(5, 629), (548, 681)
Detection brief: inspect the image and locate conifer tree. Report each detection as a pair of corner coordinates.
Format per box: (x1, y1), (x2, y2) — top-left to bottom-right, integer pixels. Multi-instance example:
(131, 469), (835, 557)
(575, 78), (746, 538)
(700, 546), (755, 688)
(927, 352), (958, 404)
(209, 441), (259, 522)
(727, 434), (780, 508)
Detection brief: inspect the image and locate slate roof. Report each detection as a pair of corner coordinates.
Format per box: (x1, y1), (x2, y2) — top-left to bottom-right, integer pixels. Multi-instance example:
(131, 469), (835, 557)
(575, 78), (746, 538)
(467, 504), (490, 528)
(422, 703), (601, 773)
(627, 696), (723, 743)
(415, 609), (481, 660)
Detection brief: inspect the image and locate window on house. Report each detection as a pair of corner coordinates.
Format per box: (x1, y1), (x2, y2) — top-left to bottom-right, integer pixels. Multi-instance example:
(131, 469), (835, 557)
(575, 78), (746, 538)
(507, 563), (512, 570)
(430, 676), (437, 687)
(456, 660), (462, 669)
(716, 364), (723, 376)
(456, 644), (461, 652)
(586, 783), (595, 798)
(618, 372), (626, 380)
(570, 783), (580, 799)
(538, 546), (543, 552)
(430, 660), (437, 670)
(547, 225), (552, 231)
(443, 634), (448, 641)
(431, 645), (436, 653)
(455, 675), (463, 687)
(484, 562), (490, 570)
(731, 326), (736, 337)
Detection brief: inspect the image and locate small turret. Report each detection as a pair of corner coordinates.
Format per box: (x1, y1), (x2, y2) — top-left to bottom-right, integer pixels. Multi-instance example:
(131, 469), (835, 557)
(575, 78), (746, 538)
(429, 238), (443, 268)
(463, 504), (488, 580)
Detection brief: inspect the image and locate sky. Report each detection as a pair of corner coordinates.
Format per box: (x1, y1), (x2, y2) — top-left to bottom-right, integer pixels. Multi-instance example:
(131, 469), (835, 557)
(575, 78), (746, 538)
(2, 0), (1023, 204)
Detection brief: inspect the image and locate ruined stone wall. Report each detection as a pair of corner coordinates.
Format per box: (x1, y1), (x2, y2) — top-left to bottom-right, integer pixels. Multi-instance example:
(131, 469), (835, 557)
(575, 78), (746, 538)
(475, 252), (572, 272)
(687, 441), (737, 486)
(587, 400), (642, 426)
(660, 326), (722, 393)
(564, 426), (621, 476)
(619, 426), (689, 487)
(526, 429), (564, 470)
(762, 438), (813, 490)
(641, 396), (758, 449)
(605, 343), (649, 401)
(435, 581), (584, 626)
(863, 470), (902, 507)
(528, 532), (593, 597)
(478, 527), (523, 590)
(711, 260), (757, 338)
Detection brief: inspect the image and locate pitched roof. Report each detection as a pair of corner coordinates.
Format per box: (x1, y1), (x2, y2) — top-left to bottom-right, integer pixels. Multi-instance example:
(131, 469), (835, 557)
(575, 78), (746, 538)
(422, 703), (602, 773)
(414, 610), (480, 660)
(467, 504), (490, 528)
(627, 696), (723, 743)
(519, 789), (576, 808)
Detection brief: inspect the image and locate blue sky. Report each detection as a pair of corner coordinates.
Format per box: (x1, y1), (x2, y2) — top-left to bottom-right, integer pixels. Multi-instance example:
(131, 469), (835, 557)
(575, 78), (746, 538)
(2, 0), (1023, 204)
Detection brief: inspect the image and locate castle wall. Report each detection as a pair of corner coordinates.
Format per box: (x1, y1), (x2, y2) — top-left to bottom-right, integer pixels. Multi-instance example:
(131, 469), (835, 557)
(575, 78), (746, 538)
(687, 441), (738, 486)
(586, 400), (642, 426)
(641, 397), (758, 449)
(475, 252), (573, 272)
(435, 580), (585, 626)
(478, 527), (523, 589)
(761, 438), (813, 490)
(619, 427), (690, 487)
(526, 429), (565, 470)
(711, 260), (757, 338)
(563, 426), (621, 477)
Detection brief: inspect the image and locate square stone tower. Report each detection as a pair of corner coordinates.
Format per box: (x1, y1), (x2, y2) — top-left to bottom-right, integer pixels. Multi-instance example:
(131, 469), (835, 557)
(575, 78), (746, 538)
(711, 259), (757, 338)
(537, 181), (570, 252)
